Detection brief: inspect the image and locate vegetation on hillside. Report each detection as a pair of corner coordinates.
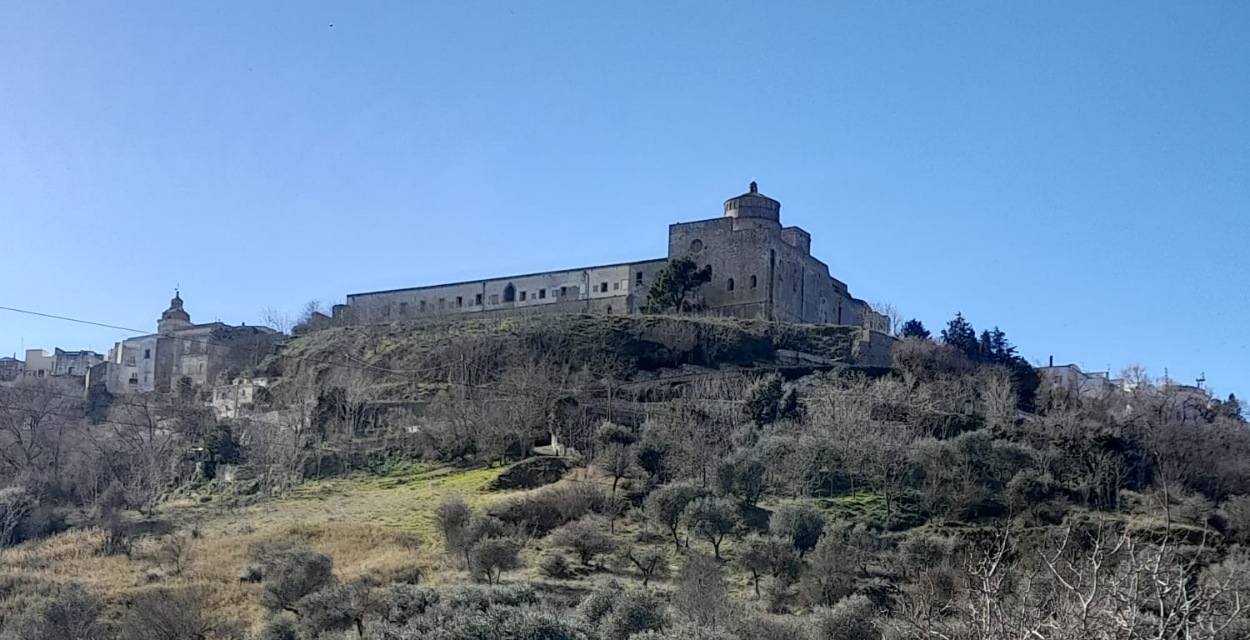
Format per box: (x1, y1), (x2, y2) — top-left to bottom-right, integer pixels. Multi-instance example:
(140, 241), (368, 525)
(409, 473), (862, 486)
(1, 311), (1248, 639)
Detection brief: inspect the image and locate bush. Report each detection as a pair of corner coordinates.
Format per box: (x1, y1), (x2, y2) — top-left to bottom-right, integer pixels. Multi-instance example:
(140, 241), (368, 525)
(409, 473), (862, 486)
(487, 483), (608, 536)
(809, 594), (878, 640)
(435, 495), (473, 564)
(771, 501), (825, 556)
(118, 588), (214, 640)
(258, 545), (337, 614)
(467, 537), (522, 585)
(0, 583), (107, 640)
(547, 515), (617, 566)
(673, 552), (730, 628)
(0, 486), (35, 548)
(295, 581), (370, 638)
(257, 613), (299, 640)
(385, 584), (441, 624)
(601, 589), (669, 640)
(541, 553), (574, 579)
(442, 583), (538, 611)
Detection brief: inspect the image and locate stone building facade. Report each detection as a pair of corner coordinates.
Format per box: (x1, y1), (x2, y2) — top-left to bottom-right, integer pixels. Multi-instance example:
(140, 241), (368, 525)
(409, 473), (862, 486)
(336, 184), (886, 330)
(96, 293), (282, 395)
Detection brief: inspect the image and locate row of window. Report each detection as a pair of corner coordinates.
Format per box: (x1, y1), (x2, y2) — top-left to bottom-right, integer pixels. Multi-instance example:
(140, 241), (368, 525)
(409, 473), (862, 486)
(725, 275), (761, 292)
(389, 272), (648, 315)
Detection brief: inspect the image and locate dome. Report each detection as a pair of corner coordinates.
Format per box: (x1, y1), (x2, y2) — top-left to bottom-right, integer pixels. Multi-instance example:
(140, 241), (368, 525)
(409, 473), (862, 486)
(159, 290), (191, 331)
(723, 181), (780, 222)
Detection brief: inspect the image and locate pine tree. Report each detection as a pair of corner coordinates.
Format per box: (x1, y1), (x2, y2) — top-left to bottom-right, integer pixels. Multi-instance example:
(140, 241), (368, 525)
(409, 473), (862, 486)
(941, 313), (979, 360)
(900, 319), (931, 340)
(644, 258), (713, 314)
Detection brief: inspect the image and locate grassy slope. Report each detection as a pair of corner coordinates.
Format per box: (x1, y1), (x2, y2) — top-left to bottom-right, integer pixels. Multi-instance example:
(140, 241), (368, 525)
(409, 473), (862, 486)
(0, 464), (514, 626)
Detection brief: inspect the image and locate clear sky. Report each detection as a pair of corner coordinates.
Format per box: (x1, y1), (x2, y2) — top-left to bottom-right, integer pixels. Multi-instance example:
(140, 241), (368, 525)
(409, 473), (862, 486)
(1, 2), (1246, 396)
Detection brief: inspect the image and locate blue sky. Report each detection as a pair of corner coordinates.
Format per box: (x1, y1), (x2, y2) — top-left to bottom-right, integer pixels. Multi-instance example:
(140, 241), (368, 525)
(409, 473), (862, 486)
(1, 2), (1246, 396)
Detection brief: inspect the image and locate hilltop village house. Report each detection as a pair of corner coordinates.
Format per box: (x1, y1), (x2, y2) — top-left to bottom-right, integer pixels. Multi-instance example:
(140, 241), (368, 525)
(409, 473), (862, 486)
(334, 183), (889, 331)
(90, 293), (282, 395)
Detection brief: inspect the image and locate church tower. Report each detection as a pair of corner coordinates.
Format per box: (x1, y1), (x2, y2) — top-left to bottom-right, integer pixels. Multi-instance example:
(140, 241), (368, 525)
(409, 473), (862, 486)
(158, 291), (192, 334)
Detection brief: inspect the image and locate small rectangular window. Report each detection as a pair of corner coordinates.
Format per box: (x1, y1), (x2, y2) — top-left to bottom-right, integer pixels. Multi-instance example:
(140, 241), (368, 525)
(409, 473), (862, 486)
(600, 282), (608, 293)
(636, 271), (644, 283)
(144, 349), (151, 359)
(490, 294), (499, 304)
(520, 291), (527, 301)
(560, 286), (567, 297)
(456, 296), (463, 307)
(419, 300), (427, 311)
(439, 298), (446, 309)
(613, 282), (620, 291)
(475, 294), (483, 306)
(538, 289), (546, 299)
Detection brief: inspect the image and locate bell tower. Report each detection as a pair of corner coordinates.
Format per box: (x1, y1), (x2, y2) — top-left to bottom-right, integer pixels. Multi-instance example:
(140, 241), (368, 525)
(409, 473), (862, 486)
(158, 290), (192, 334)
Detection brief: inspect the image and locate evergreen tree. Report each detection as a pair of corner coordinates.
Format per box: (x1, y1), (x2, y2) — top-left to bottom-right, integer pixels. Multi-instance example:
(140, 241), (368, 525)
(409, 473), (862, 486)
(644, 258), (713, 313)
(941, 313), (979, 360)
(900, 319), (931, 340)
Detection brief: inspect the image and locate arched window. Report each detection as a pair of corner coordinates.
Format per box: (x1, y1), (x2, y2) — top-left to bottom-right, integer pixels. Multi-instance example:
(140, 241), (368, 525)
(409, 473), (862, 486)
(727, 278), (735, 292)
(503, 284), (516, 303)
(750, 275), (757, 288)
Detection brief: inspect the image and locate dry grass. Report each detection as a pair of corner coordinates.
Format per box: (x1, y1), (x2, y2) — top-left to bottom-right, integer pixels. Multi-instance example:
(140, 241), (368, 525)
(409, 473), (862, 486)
(0, 463), (513, 625)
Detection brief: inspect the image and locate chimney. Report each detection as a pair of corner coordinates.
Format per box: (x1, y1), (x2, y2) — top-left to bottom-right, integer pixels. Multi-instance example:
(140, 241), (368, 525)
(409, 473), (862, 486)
(1049, 355), (1054, 367)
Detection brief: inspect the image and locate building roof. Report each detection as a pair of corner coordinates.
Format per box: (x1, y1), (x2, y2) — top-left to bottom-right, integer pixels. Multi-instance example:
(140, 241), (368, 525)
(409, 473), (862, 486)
(347, 257), (668, 299)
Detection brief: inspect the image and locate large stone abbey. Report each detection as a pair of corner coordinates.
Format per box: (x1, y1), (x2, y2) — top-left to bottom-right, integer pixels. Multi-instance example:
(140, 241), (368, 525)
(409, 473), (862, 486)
(335, 183), (886, 331)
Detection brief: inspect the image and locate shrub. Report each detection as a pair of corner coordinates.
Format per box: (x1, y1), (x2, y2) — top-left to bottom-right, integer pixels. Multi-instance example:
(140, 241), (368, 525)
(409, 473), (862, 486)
(118, 588), (214, 640)
(541, 553), (574, 579)
(295, 581), (370, 638)
(259, 545), (337, 614)
(673, 552), (730, 628)
(257, 613), (299, 640)
(809, 594), (878, 640)
(384, 584), (440, 624)
(442, 583), (538, 611)
(771, 501), (825, 556)
(601, 589), (669, 640)
(487, 483), (607, 536)
(435, 495), (473, 564)
(547, 515), (617, 566)
(0, 583), (107, 640)
(0, 486), (35, 548)
(1221, 494), (1250, 544)
(467, 537), (522, 585)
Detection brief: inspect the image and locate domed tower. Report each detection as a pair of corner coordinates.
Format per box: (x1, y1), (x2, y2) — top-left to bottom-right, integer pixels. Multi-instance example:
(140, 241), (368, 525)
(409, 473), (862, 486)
(723, 181), (781, 229)
(158, 291), (192, 334)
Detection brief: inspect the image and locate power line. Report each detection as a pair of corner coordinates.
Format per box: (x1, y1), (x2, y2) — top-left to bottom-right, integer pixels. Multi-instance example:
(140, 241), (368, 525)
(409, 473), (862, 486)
(0, 304), (786, 407)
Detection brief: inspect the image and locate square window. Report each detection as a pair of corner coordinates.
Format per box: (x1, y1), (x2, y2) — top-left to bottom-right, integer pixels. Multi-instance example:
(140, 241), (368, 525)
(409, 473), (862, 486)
(613, 282), (620, 291)
(490, 294), (499, 305)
